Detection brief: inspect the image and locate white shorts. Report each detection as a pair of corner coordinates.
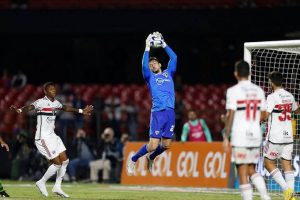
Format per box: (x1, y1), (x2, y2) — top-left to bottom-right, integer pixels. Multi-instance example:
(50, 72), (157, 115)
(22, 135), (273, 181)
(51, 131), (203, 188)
(35, 134), (66, 160)
(263, 142), (293, 161)
(232, 147), (260, 165)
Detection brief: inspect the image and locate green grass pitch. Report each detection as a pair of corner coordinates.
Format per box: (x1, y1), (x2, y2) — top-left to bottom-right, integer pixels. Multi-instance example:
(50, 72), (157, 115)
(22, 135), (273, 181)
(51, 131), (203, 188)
(2, 180), (284, 200)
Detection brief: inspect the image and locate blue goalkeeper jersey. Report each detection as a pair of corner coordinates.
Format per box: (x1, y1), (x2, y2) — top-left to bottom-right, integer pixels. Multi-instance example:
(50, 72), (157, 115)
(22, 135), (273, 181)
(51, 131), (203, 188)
(142, 46), (177, 112)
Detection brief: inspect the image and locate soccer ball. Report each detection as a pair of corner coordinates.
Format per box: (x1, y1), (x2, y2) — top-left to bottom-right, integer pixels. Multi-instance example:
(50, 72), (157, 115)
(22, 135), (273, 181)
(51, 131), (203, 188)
(150, 35), (163, 48)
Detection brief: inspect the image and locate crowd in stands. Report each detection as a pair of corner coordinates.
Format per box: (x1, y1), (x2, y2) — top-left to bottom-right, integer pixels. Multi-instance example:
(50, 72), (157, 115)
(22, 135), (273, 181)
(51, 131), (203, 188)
(0, 69), (226, 182)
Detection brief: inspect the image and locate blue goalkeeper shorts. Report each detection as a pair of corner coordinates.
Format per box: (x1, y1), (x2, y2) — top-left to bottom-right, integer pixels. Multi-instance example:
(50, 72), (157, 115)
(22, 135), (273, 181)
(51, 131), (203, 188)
(149, 109), (175, 139)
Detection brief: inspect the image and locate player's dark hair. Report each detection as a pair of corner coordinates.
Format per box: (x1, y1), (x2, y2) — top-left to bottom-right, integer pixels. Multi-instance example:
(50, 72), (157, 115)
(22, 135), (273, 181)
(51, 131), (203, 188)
(149, 57), (159, 63)
(234, 60), (250, 77)
(268, 71), (283, 86)
(43, 82), (55, 90)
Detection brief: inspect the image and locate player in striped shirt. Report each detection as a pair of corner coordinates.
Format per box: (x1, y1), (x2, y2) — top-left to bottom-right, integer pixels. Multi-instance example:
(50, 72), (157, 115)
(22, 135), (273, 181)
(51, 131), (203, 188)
(127, 32), (177, 175)
(223, 61), (270, 200)
(262, 71), (300, 200)
(0, 136), (9, 197)
(10, 82), (93, 198)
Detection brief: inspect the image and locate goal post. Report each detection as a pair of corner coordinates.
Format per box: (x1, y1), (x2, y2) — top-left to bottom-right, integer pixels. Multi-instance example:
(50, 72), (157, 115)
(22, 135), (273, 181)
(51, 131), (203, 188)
(244, 40), (300, 194)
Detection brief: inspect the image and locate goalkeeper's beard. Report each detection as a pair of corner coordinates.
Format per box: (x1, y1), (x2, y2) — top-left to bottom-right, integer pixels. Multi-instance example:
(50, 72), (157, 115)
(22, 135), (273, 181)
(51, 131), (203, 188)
(152, 68), (161, 74)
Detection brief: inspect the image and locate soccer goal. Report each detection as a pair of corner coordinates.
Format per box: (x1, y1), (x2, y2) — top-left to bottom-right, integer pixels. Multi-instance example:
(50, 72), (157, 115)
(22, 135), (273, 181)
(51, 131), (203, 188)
(244, 40), (300, 194)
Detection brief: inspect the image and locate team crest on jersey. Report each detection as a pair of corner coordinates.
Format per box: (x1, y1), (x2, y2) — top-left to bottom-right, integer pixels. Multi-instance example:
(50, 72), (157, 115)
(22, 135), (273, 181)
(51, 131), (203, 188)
(46, 117), (55, 123)
(162, 72), (168, 78)
(52, 150), (56, 155)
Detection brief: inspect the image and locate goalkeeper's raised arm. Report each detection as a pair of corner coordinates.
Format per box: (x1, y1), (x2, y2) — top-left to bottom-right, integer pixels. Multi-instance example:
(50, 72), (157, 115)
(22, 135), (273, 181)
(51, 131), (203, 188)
(142, 34), (152, 80)
(158, 33), (177, 77)
(142, 32), (177, 79)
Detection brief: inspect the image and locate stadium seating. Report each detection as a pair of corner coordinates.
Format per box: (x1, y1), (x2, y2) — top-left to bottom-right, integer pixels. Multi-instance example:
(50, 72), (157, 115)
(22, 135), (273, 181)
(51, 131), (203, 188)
(0, 83), (229, 139)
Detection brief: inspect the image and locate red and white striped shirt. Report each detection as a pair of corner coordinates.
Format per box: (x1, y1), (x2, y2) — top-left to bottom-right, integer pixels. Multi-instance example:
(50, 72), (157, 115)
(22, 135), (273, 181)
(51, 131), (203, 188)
(31, 96), (62, 140)
(226, 80), (266, 147)
(266, 88), (298, 144)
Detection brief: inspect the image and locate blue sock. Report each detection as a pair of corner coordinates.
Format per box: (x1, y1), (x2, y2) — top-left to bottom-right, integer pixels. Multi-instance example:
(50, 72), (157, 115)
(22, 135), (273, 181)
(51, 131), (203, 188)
(131, 144), (148, 162)
(149, 144), (166, 160)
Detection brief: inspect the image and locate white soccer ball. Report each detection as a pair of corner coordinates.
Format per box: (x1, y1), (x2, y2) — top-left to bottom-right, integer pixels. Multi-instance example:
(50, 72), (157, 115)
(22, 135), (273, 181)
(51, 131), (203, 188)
(150, 35), (163, 48)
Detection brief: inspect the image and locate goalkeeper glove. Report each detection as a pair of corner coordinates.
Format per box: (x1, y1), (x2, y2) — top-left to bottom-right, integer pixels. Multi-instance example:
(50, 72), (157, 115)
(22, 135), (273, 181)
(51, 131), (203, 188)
(153, 31), (167, 48)
(145, 33), (152, 51)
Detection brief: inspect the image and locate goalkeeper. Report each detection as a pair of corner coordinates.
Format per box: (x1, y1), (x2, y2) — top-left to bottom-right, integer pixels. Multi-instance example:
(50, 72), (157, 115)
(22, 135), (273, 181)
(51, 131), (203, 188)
(0, 136), (9, 197)
(127, 32), (177, 175)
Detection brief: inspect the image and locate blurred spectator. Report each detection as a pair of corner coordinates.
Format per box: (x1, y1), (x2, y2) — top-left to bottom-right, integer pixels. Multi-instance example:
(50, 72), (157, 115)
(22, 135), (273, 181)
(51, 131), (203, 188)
(181, 109), (212, 142)
(119, 110), (129, 136)
(11, 0), (28, 9)
(92, 93), (105, 139)
(67, 129), (94, 182)
(114, 132), (129, 183)
(58, 94), (75, 142)
(61, 83), (74, 96)
(238, 0), (256, 7)
(11, 70), (27, 89)
(89, 127), (121, 183)
(10, 130), (31, 180)
(104, 94), (121, 137)
(73, 93), (86, 129)
(175, 92), (185, 141)
(0, 69), (11, 88)
(121, 100), (138, 141)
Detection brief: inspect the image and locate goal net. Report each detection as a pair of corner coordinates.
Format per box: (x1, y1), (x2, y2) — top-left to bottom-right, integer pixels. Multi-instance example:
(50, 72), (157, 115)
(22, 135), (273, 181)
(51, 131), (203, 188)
(244, 40), (300, 194)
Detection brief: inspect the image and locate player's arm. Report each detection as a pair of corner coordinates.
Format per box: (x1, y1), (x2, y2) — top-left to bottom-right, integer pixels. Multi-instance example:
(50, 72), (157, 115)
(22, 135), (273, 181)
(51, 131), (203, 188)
(142, 34), (152, 80)
(223, 88), (236, 152)
(62, 105), (93, 115)
(200, 119), (213, 142)
(224, 109), (235, 140)
(223, 109), (235, 152)
(293, 101), (300, 114)
(165, 46), (177, 77)
(156, 33), (177, 76)
(261, 94), (274, 121)
(10, 104), (35, 114)
(261, 111), (269, 121)
(181, 123), (190, 142)
(0, 136), (9, 152)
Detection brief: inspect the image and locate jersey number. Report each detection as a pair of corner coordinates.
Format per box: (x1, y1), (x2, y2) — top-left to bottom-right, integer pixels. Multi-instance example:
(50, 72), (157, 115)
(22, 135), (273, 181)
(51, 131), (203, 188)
(237, 100), (261, 121)
(275, 103), (292, 121)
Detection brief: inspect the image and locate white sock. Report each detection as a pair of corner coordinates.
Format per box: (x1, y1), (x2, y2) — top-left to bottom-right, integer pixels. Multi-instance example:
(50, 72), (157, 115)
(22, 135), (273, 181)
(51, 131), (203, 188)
(55, 159), (69, 188)
(240, 184), (253, 200)
(284, 171), (294, 191)
(41, 164), (61, 182)
(270, 168), (288, 191)
(251, 173), (270, 200)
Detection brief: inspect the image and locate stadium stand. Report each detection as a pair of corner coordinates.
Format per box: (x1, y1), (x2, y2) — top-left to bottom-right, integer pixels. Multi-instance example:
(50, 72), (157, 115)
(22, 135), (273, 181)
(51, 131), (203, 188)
(0, 84), (228, 140)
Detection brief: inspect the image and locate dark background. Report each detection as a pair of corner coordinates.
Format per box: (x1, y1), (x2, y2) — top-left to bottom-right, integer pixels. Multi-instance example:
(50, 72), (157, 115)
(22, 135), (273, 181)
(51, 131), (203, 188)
(1, 7), (299, 84)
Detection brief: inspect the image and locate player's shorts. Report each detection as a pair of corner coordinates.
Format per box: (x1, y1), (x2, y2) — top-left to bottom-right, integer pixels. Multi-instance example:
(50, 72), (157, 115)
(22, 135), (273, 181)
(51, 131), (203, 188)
(263, 141), (293, 161)
(232, 147), (260, 165)
(149, 109), (175, 139)
(35, 134), (66, 160)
